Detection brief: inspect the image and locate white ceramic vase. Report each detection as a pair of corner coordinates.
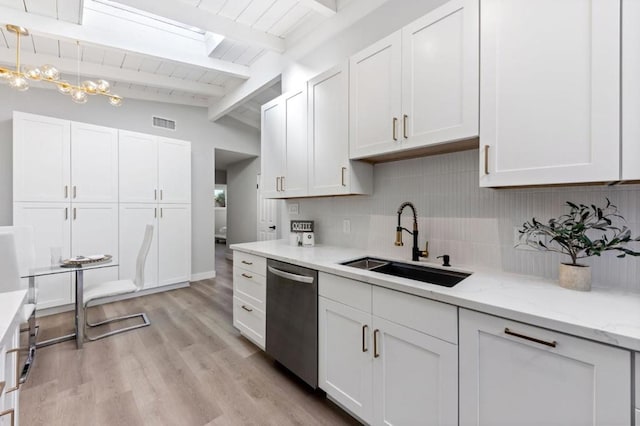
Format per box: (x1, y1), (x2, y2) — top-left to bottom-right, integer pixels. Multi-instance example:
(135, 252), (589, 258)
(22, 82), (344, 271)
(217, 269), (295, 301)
(558, 263), (591, 291)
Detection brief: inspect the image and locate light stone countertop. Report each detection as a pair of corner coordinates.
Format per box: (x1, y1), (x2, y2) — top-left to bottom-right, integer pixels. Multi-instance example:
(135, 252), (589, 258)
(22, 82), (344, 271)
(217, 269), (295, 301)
(0, 290), (26, 342)
(231, 240), (640, 352)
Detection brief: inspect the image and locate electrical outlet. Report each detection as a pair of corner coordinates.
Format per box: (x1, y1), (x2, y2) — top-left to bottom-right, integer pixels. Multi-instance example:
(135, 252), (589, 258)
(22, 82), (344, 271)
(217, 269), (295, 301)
(343, 219), (351, 234)
(288, 203), (299, 215)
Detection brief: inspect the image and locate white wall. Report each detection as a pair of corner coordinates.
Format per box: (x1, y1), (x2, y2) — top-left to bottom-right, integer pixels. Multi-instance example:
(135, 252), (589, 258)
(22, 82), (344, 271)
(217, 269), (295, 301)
(0, 84), (260, 277)
(283, 150), (640, 292)
(227, 157), (259, 247)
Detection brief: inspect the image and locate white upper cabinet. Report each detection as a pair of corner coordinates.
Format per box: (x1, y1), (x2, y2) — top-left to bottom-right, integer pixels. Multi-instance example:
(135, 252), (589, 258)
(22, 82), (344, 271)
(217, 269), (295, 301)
(401, 0), (479, 148)
(260, 99), (285, 198)
(480, 0), (621, 187)
(349, 31), (403, 159)
(119, 130), (159, 203)
(260, 89), (308, 199)
(158, 137), (191, 204)
(350, 0), (479, 160)
(13, 112), (70, 202)
(70, 122), (118, 203)
(283, 89), (308, 198)
(459, 309), (631, 426)
(308, 63), (373, 196)
(622, 0), (640, 180)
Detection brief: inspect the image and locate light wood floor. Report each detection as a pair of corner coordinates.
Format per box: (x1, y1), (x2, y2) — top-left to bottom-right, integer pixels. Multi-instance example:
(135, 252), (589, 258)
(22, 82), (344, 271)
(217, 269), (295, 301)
(19, 244), (359, 426)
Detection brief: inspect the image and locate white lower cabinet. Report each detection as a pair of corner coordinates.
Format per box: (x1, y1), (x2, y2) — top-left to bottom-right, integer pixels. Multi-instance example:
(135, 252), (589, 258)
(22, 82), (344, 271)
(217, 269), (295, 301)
(459, 309), (632, 426)
(318, 296), (373, 424)
(13, 202), (71, 308)
(232, 251), (267, 349)
(318, 273), (458, 425)
(158, 205), (191, 286)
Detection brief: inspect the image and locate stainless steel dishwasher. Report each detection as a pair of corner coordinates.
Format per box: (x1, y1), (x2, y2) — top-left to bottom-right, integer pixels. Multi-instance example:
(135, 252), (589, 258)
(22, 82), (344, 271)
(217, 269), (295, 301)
(266, 259), (318, 389)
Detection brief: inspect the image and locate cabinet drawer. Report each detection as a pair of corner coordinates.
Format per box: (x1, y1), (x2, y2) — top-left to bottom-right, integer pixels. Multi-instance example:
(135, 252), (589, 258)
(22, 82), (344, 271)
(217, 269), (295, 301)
(319, 272), (372, 313)
(372, 286), (457, 344)
(233, 296), (265, 350)
(233, 267), (266, 310)
(233, 251), (266, 276)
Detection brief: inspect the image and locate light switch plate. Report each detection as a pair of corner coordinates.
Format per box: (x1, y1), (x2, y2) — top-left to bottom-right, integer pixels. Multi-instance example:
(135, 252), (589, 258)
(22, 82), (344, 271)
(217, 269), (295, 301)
(288, 203), (299, 215)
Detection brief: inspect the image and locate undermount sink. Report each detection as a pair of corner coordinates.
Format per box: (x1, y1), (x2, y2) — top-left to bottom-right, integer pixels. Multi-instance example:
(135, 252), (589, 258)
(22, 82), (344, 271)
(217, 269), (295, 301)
(341, 257), (470, 287)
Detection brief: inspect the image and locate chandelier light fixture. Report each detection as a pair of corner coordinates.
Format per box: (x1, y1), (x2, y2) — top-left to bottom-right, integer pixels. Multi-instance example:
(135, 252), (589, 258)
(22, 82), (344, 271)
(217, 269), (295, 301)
(0, 24), (123, 106)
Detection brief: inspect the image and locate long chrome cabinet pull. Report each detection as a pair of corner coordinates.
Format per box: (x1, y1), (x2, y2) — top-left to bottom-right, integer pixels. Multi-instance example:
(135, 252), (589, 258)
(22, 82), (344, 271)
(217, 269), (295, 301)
(64, 185), (68, 198)
(362, 325), (368, 352)
(73, 208), (76, 220)
(5, 348), (21, 393)
(73, 185), (77, 198)
(392, 117), (398, 141)
(154, 189), (157, 200)
(160, 208), (163, 218)
(154, 208), (157, 218)
(504, 327), (557, 348)
(281, 176), (285, 192)
(160, 189), (163, 200)
(341, 167), (347, 187)
(241, 305), (253, 312)
(65, 207), (68, 220)
(484, 145), (490, 175)
(241, 273), (253, 279)
(0, 409), (14, 426)
(403, 114), (408, 139)
(241, 260), (253, 265)
(276, 177), (280, 192)
(373, 329), (380, 358)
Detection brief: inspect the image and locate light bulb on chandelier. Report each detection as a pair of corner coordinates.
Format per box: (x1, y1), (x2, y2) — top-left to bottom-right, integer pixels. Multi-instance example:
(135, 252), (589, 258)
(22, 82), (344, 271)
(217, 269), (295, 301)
(0, 24), (122, 106)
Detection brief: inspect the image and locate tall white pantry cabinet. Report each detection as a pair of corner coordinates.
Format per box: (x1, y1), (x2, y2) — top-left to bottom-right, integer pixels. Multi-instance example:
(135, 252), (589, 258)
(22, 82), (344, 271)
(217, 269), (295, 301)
(13, 112), (192, 309)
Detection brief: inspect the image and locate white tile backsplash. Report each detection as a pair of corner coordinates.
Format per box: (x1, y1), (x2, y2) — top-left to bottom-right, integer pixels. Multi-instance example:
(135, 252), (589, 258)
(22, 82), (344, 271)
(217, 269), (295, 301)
(284, 149), (640, 292)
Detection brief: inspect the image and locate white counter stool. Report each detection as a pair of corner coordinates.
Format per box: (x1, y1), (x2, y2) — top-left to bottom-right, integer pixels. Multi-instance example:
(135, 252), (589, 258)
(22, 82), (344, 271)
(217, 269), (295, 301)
(83, 224), (154, 341)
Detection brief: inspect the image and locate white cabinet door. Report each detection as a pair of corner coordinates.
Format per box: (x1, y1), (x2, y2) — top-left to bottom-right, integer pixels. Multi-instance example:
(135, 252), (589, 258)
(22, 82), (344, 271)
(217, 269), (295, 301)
(372, 316), (458, 426)
(119, 130), (158, 203)
(318, 297), (373, 424)
(158, 204), (191, 285)
(282, 88), (308, 197)
(480, 0), (621, 187)
(70, 122), (118, 202)
(402, 0), (479, 148)
(13, 112), (70, 202)
(308, 63), (368, 196)
(261, 98), (286, 198)
(622, 0), (640, 180)
(71, 203), (119, 288)
(349, 31), (402, 159)
(459, 309), (631, 426)
(158, 137), (191, 204)
(13, 202), (72, 308)
(119, 204), (158, 289)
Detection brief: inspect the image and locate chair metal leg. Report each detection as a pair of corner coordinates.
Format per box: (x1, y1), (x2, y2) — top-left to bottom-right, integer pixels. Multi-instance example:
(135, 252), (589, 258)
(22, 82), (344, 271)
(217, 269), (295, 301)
(19, 309), (38, 383)
(84, 303), (150, 342)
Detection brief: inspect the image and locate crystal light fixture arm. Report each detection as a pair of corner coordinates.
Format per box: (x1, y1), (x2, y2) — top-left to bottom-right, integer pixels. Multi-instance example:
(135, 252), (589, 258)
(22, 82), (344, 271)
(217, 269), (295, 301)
(0, 24), (122, 106)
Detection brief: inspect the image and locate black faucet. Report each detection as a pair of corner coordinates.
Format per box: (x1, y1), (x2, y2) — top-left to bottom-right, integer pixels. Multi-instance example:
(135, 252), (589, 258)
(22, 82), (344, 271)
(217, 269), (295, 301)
(395, 201), (429, 261)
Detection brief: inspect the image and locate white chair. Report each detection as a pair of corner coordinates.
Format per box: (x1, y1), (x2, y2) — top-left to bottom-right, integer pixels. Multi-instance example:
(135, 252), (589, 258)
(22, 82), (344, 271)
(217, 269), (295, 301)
(83, 224), (154, 341)
(0, 232), (34, 383)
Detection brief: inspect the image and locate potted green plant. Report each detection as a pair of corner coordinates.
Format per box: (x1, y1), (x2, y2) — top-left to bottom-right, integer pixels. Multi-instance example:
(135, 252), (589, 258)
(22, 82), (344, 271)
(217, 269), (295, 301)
(517, 199), (640, 291)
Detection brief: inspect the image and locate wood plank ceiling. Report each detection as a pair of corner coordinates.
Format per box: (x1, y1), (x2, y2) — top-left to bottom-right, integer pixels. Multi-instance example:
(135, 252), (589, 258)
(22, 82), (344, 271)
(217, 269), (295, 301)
(0, 0), (338, 123)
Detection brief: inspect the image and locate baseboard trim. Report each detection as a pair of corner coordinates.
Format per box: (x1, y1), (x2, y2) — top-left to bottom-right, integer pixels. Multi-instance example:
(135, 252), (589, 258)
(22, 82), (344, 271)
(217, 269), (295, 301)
(36, 281), (190, 318)
(190, 270), (216, 281)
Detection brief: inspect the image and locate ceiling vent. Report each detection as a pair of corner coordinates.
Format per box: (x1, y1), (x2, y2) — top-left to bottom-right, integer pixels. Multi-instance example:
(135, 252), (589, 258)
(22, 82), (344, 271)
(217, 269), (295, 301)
(152, 116), (176, 130)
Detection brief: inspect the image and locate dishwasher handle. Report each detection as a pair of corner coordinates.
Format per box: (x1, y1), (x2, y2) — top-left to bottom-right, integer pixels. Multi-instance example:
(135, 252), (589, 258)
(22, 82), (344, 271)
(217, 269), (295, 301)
(268, 266), (315, 284)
